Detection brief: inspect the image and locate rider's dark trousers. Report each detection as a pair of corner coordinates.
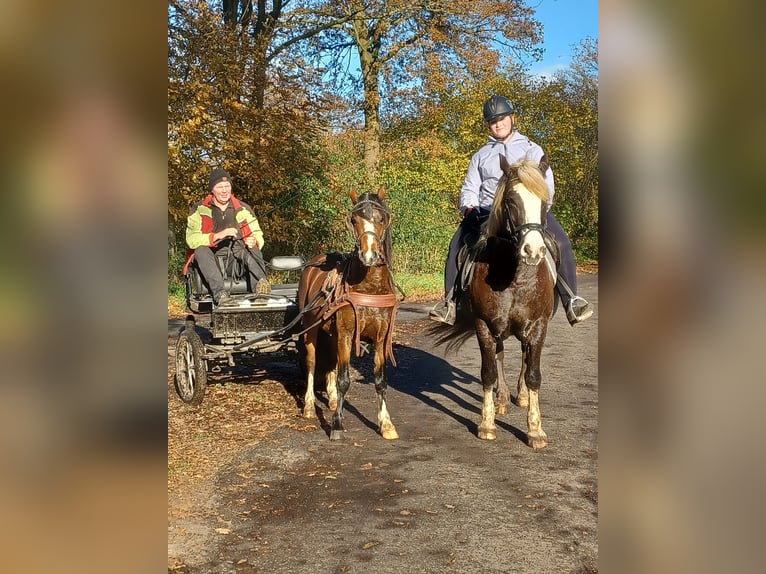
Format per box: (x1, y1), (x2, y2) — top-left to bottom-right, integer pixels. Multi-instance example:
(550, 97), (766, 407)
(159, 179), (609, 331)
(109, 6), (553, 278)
(443, 217), (474, 299)
(194, 240), (267, 297)
(545, 212), (578, 307)
(443, 210), (578, 307)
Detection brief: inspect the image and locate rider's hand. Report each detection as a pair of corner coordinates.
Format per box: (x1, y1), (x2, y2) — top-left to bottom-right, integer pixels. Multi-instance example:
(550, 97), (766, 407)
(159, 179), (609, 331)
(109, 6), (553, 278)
(464, 207), (480, 228)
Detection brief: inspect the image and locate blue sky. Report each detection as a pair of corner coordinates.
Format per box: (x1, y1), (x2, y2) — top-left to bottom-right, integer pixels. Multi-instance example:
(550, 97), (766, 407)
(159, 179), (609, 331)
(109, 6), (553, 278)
(525, 0), (598, 78)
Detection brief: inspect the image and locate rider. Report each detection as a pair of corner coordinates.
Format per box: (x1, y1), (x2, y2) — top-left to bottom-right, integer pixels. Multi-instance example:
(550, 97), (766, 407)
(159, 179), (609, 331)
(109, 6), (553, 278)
(185, 167), (270, 306)
(429, 95), (593, 326)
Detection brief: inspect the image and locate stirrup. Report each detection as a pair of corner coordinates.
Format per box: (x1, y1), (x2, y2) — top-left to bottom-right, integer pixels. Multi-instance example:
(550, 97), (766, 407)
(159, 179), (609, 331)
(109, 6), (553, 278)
(429, 299), (456, 325)
(566, 296), (593, 325)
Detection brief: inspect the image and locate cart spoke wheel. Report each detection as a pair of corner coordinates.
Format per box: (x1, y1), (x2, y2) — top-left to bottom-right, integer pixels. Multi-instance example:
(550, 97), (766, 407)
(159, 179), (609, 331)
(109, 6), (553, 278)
(174, 329), (207, 405)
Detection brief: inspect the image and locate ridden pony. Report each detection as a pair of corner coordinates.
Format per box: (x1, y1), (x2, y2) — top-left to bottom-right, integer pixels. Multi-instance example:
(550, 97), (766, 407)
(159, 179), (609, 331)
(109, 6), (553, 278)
(297, 188), (399, 440)
(434, 156), (557, 448)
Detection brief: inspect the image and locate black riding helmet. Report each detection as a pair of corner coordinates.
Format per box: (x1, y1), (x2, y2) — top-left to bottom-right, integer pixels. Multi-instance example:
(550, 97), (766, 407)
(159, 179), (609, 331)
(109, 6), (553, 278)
(482, 95), (515, 123)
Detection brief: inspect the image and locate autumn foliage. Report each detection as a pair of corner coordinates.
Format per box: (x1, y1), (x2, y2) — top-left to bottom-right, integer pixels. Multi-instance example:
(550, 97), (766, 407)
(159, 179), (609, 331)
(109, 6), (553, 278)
(168, 2), (597, 283)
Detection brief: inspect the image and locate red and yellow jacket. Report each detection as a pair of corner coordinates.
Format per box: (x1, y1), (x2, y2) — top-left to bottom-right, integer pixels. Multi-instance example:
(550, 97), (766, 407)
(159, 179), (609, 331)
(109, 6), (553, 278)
(183, 194), (264, 273)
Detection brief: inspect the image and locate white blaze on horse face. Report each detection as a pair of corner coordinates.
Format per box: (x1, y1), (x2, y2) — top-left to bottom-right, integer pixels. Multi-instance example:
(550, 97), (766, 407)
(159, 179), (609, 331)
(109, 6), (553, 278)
(359, 218), (378, 265)
(515, 183), (547, 265)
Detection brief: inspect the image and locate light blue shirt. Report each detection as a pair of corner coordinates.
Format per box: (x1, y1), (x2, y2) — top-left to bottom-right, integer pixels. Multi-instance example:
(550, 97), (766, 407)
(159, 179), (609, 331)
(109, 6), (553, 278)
(458, 130), (555, 214)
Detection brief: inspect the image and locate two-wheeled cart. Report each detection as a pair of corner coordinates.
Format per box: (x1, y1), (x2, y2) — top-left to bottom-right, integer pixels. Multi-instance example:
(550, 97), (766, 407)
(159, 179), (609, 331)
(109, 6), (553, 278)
(173, 254), (306, 405)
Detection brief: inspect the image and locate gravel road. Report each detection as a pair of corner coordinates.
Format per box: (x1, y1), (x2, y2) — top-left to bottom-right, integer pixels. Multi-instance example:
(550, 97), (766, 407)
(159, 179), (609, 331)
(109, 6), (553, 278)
(169, 274), (598, 574)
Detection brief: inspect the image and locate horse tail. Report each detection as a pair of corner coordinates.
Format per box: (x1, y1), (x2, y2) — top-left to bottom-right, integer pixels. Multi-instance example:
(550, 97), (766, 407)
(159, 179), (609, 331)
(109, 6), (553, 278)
(427, 313), (475, 354)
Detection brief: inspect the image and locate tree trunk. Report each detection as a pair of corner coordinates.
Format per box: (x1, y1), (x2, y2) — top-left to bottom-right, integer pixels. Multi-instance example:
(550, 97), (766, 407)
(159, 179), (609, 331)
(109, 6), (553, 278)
(353, 13), (382, 185)
(361, 74), (381, 184)
(252, 39), (268, 110)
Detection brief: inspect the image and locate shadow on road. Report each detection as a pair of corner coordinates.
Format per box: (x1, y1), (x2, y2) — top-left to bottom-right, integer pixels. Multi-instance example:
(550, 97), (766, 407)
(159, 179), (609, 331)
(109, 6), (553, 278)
(170, 316), (528, 445)
(387, 342), (528, 444)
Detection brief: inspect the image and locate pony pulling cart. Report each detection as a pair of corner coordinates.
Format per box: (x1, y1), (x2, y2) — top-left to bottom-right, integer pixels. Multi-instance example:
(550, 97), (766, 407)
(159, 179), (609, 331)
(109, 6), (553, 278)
(174, 188), (400, 443)
(298, 188), (399, 440)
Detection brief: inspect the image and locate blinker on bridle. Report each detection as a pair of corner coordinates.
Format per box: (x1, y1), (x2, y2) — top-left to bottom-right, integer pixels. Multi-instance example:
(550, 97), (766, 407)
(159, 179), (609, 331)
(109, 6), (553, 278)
(347, 196), (391, 241)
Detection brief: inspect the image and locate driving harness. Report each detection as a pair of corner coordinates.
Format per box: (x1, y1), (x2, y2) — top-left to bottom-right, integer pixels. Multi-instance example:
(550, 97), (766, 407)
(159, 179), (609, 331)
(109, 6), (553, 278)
(306, 253), (398, 366)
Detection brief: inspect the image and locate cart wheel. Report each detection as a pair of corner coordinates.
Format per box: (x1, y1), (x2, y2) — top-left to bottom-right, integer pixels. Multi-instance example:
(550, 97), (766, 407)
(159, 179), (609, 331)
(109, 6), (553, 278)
(175, 328), (207, 405)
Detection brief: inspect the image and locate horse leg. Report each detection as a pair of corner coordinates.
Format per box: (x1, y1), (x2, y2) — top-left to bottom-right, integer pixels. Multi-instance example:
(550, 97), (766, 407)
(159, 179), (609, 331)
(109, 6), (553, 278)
(302, 330), (318, 419)
(321, 329), (339, 411)
(476, 322), (498, 441)
(523, 339), (548, 449)
(516, 342), (529, 409)
(330, 335), (353, 441)
(373, 341), (398, 440)
(326, 368), (338, 411)
(494, 340), (510, 415)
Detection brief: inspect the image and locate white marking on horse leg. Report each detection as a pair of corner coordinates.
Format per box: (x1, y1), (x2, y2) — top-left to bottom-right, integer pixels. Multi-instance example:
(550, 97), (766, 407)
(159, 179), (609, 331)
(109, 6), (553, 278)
(302, 337), (317, 418)
(373, 346), (397, 439)
(377, 394), (399, 440)
(303, 370), (315, 418)
(478, 386), (497, 441)
(526, 389), (548, 449)
(495, 352), (509, 415)
(326, 368), (338, 411)
(517, 355), (529, 408)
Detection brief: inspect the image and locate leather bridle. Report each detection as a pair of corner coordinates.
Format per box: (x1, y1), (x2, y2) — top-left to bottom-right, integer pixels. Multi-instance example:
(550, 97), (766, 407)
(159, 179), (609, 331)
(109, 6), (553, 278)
(347, 197), (392, 264)
(501, 194), (548, 248)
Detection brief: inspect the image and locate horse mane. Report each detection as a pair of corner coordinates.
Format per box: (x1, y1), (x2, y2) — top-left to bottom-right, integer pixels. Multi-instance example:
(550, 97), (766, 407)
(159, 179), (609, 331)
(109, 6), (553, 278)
(485, 158), (549, 238)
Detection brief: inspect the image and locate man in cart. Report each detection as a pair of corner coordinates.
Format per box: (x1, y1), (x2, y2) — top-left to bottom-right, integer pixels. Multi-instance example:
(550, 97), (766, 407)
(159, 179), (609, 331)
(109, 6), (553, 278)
(185, 167), (270, 306)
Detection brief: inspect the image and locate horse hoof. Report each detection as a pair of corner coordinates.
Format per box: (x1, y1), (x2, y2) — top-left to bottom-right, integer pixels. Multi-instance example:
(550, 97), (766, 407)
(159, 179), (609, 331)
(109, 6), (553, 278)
(516, 397), (529, 409)
(478, 429), (496, 441)
(527, 433), (548, 449)
(381, 426), (399, 440)
(328, 400), (338, 411)
(496, 405), (507, 416)
(329, 429), (343, 441)
(302, 407), (315, 419)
